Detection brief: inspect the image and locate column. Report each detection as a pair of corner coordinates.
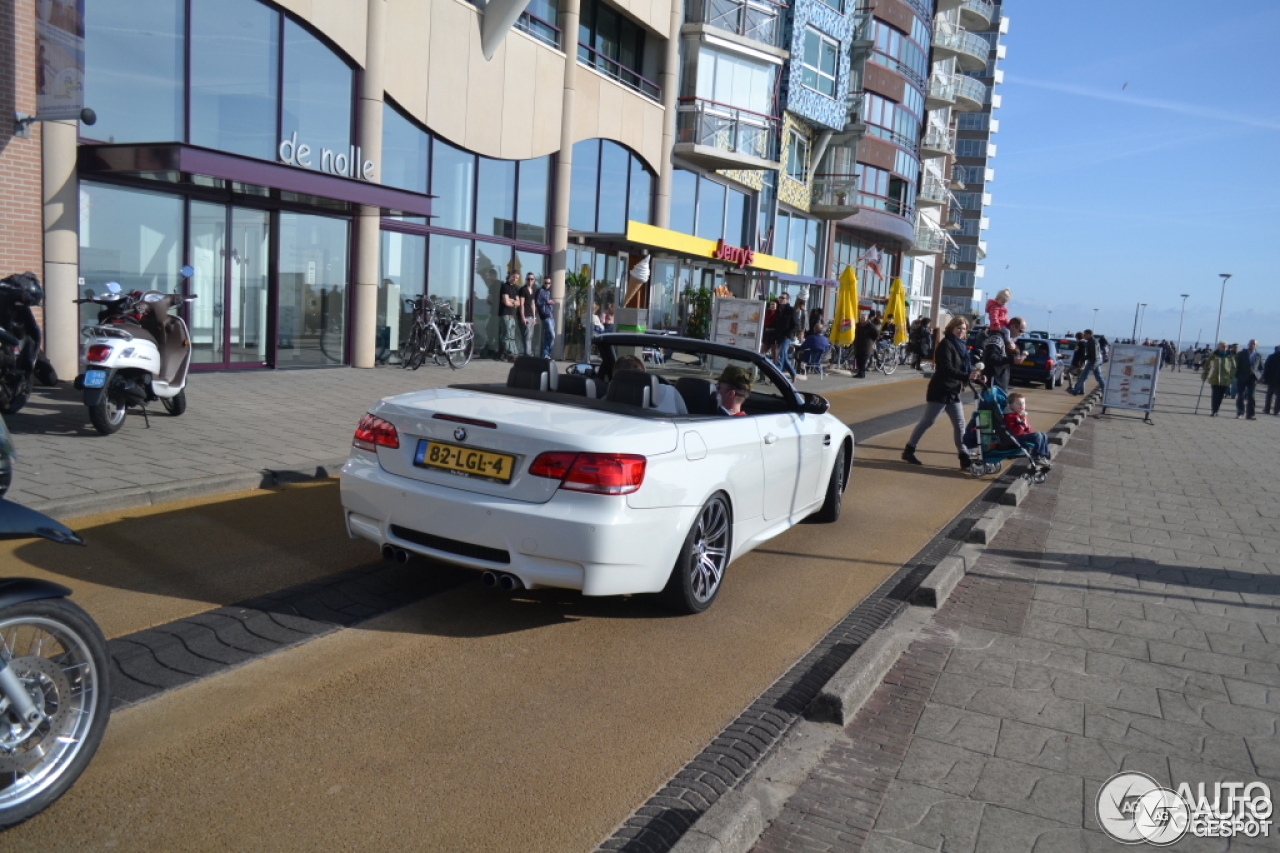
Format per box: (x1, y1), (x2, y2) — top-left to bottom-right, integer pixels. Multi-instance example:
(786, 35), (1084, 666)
(550, 0), (581, 358)
(42, 119), (79, 379)
(654, 0), (681, 229)
(352, 0), (386, 369)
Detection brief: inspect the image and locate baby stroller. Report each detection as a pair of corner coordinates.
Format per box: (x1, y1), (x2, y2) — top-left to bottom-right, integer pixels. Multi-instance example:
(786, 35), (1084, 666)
(963, 385), (1052, 484)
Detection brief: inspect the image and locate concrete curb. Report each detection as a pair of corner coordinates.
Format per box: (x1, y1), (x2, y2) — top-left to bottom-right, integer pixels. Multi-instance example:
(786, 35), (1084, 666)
(36, 459), (348, 521)
(669, 387), (1105, 853)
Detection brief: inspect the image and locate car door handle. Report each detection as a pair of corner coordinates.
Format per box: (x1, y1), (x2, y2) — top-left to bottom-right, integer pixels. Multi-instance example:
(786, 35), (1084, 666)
(763, 434), (778, 445)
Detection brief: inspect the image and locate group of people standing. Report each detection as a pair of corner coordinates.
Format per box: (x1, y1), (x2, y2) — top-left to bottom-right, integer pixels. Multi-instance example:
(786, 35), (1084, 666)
(1200, 340), (1280, 418)
(498, 272), (557, 361)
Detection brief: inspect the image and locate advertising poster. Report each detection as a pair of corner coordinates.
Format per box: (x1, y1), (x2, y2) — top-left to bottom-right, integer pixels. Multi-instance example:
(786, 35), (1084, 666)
(708, 297), (764, 373)
(1103, 344), (1161, 415)
(35, 0), (86, 120)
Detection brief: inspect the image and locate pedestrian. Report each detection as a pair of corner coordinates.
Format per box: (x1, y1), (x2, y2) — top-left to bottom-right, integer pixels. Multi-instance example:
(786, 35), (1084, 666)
(535, 275), (557, 359)
(498, 272), (521, 361)
(982, 316), (1025, 392)
(770, 292), (799, 381)
(519, 272), (537, 357)
(910, 317), (933, 370)
(1235, 339), (1263, 420)
(1226, 343), (1239, 397)
(1068, 329), (1104, 395)
(1003, 391), (1051, 465)
(808, 305), (824, 335)
(901, 316), (983, 471)
(1201, 342), (1235, 417)
(1264, 346), (1280, 415)
(762, 298), (778, 357)
(853, 310), (879, 378)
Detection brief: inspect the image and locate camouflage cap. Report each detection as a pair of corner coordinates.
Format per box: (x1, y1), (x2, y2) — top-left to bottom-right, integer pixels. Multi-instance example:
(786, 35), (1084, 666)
(717, 365), (753, 393)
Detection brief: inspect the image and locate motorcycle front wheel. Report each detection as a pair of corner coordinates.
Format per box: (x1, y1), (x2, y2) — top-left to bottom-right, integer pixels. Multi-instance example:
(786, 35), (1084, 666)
(161, 389), (186, 417)
(88, 390), (127, 435)
(0, 599), (111, 828)
(0, 375), (31, 416)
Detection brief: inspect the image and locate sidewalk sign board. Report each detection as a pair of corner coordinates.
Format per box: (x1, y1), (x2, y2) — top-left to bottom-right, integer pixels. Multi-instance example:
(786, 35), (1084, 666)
(1102, 344), (1162, 422)
(708, 296), (764, 374)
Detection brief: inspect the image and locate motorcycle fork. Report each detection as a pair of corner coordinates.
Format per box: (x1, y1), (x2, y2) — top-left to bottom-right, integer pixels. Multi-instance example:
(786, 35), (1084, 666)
(0, 657), (44, 727)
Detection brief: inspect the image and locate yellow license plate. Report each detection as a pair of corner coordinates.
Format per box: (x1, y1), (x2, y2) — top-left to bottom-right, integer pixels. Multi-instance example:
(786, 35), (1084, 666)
(415, 440), (515, 483)
(1020, 360), (1036, 366)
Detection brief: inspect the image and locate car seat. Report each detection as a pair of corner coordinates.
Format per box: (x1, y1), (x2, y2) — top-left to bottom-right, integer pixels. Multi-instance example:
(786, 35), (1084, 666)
(605, 369), (657, 408)
(507, 356), (558, 392)
(556, 374), (601, 398)
(675, 378), (720, 415)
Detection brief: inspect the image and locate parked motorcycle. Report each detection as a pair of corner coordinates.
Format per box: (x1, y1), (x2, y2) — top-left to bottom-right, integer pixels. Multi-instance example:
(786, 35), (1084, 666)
(75, 280), (196, 435)
(0, 414), (109, 828)
(0, 273), (58, 416)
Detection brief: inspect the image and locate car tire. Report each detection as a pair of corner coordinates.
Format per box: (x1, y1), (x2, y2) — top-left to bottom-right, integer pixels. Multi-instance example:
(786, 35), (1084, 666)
(811, 444), (846, 524)
(661, 493), (732, 615)
(1045, 374), (1054, 390)
(1054, 372), (1063, 387)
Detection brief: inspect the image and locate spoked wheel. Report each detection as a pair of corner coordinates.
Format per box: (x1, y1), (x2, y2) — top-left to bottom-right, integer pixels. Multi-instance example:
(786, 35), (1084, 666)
(881, 348), (899, 375)
(399, 329), (425, 370)
(161, 389), (186, 416)
(662, 494), (732, 614)
(445, 327), (475, 369)
(810, 444), (846, 523)
(0, 600), (111, 828)
(87, 389), (127, 435)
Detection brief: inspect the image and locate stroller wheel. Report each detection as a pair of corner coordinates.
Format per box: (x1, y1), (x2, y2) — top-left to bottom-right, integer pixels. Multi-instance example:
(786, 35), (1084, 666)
(1033, 472), (1047, 485)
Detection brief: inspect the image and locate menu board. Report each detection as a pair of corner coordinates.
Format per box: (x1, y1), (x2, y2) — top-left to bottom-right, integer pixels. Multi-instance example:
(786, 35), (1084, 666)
(708, 297), (765, 373)
(1103, 344), (1161, 413)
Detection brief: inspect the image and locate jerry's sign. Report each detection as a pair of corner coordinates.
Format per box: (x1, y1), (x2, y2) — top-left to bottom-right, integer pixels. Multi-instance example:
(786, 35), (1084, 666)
(712, 239), (755, 268)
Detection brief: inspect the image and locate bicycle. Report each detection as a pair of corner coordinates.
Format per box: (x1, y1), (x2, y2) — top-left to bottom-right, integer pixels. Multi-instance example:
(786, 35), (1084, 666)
(399, 295), (475, 370)
(871, 336), (900, 375)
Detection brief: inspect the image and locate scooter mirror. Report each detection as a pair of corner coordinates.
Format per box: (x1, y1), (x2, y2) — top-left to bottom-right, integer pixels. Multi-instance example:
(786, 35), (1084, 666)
(180, 265), (194, 279)
(105, 281), (122, 294)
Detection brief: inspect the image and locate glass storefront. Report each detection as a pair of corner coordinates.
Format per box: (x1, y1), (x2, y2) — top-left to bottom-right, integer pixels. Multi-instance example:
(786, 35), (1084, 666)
(189, 203), (271, 365)
(278, 212), (350, 366)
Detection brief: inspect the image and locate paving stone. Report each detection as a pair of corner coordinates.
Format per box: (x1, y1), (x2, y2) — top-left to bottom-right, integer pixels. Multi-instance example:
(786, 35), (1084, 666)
(896, 738), (988, 796)
(865, 781), (983, 853)
(971, 805), (1080, 853)
(968, 759), (1084, 825)
(911, 705), (1001, 756)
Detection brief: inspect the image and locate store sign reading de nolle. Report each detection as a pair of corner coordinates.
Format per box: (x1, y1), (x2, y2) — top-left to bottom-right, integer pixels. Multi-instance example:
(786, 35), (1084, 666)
(278, 132), (376, 181)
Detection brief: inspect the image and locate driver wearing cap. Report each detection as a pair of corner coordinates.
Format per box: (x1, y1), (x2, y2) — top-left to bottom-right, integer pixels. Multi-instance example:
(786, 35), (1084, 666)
(716, 366), (752, 416)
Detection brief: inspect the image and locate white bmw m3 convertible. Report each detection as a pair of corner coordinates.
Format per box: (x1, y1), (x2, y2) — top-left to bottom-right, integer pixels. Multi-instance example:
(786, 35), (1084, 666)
(340, 334), (854, 613)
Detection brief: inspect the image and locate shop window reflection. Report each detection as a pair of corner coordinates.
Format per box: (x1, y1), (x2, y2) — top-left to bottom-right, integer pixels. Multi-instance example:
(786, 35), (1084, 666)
(379, 231), (426, 365)
(516, 156), (550, 244)
(382, 102), (430, 194)
(432, 138), (476, 232)
(471, 241), (507, 359)
(277, 212), (349, 366)
(696, 179), (725, 241)
(282, 19), (354, 169)
(189, 0), (279, 160)
(629, 157), (652, 226)
(569, 140), (599, 232)
(476, 158), (517, 239)
(597, 141), (629, 234)
(670, 170), (697, 235)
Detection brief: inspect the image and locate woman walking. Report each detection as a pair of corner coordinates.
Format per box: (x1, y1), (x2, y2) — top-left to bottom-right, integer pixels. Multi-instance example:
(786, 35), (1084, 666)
(1202, 342), (1236, 417)
(901, 316), (983, 470)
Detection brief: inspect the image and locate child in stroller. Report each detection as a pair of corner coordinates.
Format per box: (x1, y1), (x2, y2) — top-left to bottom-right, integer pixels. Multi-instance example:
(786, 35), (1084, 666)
(963, 385), (1053, 483)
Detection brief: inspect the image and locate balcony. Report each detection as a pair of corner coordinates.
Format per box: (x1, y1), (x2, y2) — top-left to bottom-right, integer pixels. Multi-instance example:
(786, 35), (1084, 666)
(934, 0), (962, 11)
(674, 98), (780, 171)
(959, 0), (995, 30)
(809, 175), (859, 220)
(916, 174), (949, 208)
(953, 75), (988, 111)
(933, 27), (989, 73)
(920, 127), (954, 159)
(515, 11), (561, 50)
(686, 0), (784, 48)
(908, 224), (947, 256)
(926, 74), (956, 110)
(578, 44), (661, 101)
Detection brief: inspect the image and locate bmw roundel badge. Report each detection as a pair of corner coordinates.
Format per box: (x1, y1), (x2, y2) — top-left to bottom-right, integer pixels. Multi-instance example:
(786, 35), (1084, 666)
(454, 427), (467, 442)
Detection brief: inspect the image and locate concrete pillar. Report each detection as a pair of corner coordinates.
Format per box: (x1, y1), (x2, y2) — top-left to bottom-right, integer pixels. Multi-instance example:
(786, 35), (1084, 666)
(42, 119), (79, 380)
(654, 0), (682, 229)
(550, 0), (581, 359)
(352, 0), (386, 369)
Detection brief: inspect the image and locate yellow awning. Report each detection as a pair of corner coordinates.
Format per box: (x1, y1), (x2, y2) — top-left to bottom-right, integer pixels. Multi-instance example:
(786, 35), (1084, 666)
(624, 221), (798, 275)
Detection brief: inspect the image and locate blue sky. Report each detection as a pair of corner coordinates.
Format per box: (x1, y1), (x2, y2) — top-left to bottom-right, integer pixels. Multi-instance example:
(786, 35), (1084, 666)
(980, 0), (1279, 346)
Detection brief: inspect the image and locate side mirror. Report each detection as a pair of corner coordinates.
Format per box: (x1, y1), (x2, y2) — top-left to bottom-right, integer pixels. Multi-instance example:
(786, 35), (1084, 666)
(800, 392), (830, 415)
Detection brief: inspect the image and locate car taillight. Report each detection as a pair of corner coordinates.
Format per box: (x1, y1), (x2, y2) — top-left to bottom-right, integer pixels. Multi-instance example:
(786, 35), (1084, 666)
(1045, 359), (1055, 368)
(529, 452), (646, 495)
(353, 413), (399, 452)
(86, 344), (112, 363)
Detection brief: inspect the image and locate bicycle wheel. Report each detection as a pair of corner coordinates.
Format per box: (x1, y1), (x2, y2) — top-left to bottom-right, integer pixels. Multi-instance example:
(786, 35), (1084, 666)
(399, 326), (424, 369)
(445, 325), (474, 369)
(881, 346), (900, 375)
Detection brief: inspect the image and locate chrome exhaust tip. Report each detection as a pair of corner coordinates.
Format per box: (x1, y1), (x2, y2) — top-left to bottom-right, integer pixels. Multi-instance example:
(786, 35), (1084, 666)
(498, 573), (523, 592)
(481, 571), (499, 588)
(394, 547), (410, 564)
(381, 544), (396, 561)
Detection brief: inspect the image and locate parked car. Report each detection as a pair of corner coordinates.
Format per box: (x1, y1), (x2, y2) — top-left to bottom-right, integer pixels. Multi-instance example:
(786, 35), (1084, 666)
(340, 334), (854, 614)
(1026, 330), (1050, 340)
(1010, 337), (1063, 389)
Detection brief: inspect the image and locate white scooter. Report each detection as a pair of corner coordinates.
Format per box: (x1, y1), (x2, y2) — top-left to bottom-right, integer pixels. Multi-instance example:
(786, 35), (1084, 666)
(75, 281), (197, 435)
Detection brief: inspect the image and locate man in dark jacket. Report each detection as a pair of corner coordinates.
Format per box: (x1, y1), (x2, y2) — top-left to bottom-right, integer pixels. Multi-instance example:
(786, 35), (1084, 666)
(1264, 345), (1280, 415)
(771, 293), (799, 380)
(1068, 330), (1103, 395)
(853, 311), (879, 378)
(982, 316), (1025, 392)
(1235, 339), (1263, 419)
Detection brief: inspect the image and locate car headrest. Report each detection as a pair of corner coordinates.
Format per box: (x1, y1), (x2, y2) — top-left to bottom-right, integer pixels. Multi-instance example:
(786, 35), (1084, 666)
(605, 369), (655, 408)
(675, 377), (720, 415)
(507, 356), (558, 392)
(556, 374), (599, 398)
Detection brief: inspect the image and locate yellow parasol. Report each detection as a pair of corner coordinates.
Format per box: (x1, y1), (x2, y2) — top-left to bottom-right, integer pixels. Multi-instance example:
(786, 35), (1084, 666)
(883, 277), (909, 345)
(829, 265), (859, 346)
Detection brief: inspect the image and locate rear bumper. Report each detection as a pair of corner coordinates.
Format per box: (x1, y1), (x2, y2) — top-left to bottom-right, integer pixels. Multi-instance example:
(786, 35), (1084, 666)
(339, 452), (692, 596)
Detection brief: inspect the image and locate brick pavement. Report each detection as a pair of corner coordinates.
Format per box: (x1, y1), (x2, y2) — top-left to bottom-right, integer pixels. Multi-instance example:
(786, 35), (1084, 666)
(751, 369), (1280, 852)
(4, 357), (919, 518)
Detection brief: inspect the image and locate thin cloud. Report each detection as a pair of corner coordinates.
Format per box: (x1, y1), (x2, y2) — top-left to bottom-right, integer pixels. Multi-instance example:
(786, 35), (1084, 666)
(1005, 75), (1280, 131)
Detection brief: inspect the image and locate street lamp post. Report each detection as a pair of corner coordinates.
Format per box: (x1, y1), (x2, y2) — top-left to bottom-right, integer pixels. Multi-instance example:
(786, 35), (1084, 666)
(1132, 302), (1145, 342)
(1213, 274), (1232, 346)
(1175, 293), (1190, 371)
(1137, 303), (1148, 342)
(1092, 308), (1099, 330)
(1047, 309), (1052, 335)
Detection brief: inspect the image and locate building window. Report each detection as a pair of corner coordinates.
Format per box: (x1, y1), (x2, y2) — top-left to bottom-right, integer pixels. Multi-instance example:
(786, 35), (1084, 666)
(694, 45), (776, 116)
(952, 165), (983, 187)
(952, 244), (981, 264)
(432, 138), (477, 232)
(282, 19), (355, 162)
(950, 217), (981, 237)
(189, 0), (279, 160)
(568, 139), (656, 232)
(815, 0), (844, 12)
(956, 139), (988, 158)
(382, 103), (430, 195)
(578, 0), (656, 99)
(83, 0), (185, 143)
(953, 191), (984, 210)
(786, 130), (809, 181)
(801, 28), (839, 98)
(957, 112), (990, 131)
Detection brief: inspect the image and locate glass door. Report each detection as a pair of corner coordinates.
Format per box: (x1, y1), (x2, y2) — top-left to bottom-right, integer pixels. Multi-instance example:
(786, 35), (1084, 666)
(189, 202), (271, 367)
